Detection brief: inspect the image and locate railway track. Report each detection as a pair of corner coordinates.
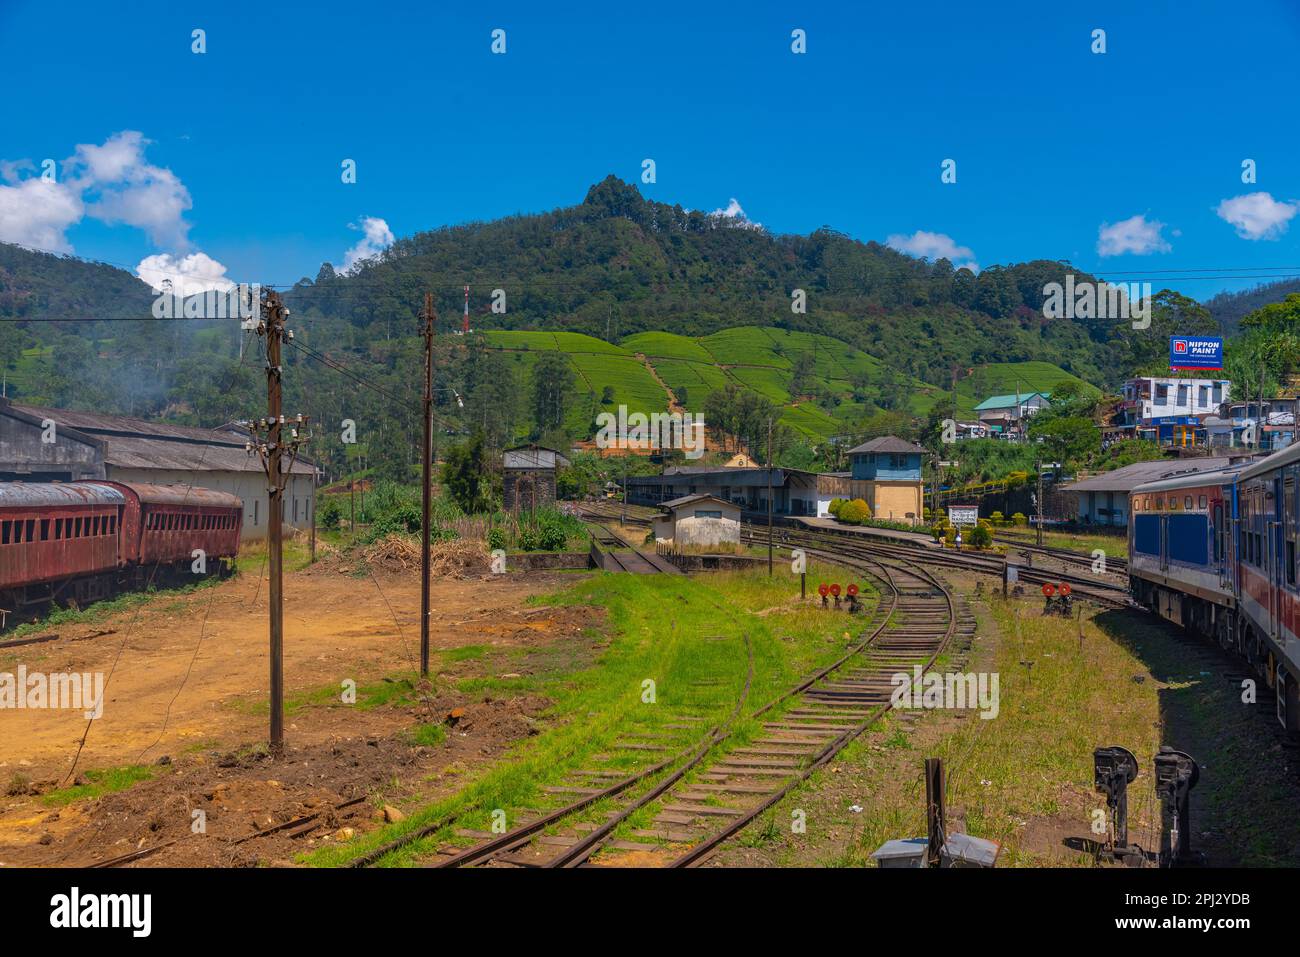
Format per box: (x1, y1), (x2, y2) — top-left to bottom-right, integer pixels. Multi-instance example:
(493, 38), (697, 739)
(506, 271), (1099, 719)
(402, 550), (969, 868)
(993, 532), (1130, 575)
(586, 520), (678, 574)
(755, 525), (1131, 609)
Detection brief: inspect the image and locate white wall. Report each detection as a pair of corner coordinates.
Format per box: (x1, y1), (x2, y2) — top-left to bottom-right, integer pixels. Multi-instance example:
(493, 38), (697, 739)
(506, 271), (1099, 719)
(107, 467), (316, 542)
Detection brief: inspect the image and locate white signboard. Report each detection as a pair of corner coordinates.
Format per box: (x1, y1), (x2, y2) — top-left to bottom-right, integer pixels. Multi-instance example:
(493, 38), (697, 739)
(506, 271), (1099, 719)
(1006, 564), (1019, 583)
(948, 505), (979, 527)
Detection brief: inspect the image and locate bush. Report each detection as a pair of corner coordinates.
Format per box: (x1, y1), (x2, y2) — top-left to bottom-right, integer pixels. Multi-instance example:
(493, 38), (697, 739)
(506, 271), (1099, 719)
(943, 525), (957, 545)
(1012, 511), (1028, 527)
(318, 496), (343, 531)
(828, 498), (845, 518)
(487, 527), (507, 551)
(838, 498), (870, 524)
(970, 523), (993, 548)
(989, 510), (1005, 526)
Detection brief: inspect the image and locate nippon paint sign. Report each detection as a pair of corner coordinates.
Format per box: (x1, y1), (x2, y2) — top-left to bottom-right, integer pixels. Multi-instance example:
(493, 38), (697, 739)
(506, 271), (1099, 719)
(1169, 336), (1223, 371)
(947, 505), (979, 527)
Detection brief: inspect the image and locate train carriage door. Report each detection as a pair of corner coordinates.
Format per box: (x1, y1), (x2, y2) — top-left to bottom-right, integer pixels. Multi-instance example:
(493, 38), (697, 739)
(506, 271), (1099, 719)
(1214, 501), (1228, 588)
(1160, 512), (1169, 573)
(1271, 475), (1284, 640)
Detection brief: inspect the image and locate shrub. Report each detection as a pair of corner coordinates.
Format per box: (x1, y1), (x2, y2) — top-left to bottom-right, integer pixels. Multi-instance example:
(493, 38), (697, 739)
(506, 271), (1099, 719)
(970, 523), (993, 548)
(318, 496), (343, 531)
(1012, 511), (1028, 527)
(487, 527), (507, 551)
(828, 498), (845, 518)
(944, 525), (957, 545)
(838, 499), (870, 524)
(989, 510), (1005, 526)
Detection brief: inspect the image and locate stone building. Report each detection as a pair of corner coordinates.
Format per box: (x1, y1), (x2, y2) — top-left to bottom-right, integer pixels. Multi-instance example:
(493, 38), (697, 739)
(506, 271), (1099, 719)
(502, 444), (570, 512)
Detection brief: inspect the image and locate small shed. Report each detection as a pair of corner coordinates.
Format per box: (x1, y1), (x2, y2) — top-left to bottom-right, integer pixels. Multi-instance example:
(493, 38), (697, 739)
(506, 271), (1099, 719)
(652, 493), (741, 549)
(503, 444), (570, 512)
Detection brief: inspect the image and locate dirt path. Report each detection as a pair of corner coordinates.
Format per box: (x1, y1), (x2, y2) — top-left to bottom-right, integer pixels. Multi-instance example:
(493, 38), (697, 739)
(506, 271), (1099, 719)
(0, 558), (599, 865)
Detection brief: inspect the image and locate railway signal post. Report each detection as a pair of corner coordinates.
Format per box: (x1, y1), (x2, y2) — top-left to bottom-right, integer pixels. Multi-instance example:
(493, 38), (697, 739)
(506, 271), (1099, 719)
(249, 289), (310, 756)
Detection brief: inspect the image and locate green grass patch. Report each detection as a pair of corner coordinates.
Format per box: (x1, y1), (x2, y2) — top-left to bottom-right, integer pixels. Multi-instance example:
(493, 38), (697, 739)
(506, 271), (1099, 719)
(40, 765), (156, 807)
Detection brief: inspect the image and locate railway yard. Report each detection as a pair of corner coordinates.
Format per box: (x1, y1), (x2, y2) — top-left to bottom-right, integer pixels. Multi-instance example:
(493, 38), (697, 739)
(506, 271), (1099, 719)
(4, 508), (1300, 871)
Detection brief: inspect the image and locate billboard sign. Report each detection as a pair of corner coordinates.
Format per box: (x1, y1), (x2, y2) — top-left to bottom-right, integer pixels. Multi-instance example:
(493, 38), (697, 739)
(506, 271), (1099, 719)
(1169, 336), (1223, 371)
(948, 505), (979, 527)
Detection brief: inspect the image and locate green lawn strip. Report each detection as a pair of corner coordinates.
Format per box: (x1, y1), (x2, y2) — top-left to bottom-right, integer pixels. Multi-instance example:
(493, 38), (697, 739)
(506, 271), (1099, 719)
(39, 765), (158, 807)
(305, 563), (866, 866)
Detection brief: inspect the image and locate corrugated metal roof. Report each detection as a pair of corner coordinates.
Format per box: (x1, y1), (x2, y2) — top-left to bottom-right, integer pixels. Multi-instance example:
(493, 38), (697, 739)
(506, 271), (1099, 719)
(661, 493), (737, 510)
(847, 436), (925, 455)
(0, 482), (126, 508)
(1062, 458), (1233, 493)
(7, 402), (315, 475)
(974, 392), (1051, 411)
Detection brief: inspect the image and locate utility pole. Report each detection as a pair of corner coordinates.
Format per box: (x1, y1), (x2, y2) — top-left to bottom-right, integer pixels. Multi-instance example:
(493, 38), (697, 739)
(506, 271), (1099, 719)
(248, 289), (309, 756)
(420, 292), (436, 679)
(767, 417), (774, 576)
(1036, 454), (1045, 547)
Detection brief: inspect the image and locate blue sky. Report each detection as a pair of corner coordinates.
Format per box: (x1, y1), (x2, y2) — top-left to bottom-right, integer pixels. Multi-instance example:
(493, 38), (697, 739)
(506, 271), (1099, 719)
(2, 0), (1298, 300)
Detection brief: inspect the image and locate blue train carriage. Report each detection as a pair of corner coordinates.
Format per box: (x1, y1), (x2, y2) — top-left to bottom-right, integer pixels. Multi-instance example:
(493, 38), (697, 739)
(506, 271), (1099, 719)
(1128, 466), (1242, 644)
(1237, 443), (1300, 727)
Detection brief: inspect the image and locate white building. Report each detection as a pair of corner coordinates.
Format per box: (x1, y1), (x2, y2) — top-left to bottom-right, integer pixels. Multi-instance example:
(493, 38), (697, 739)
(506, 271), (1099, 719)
(651, 494), (742, 549)
(1121, 376), (1230, 420)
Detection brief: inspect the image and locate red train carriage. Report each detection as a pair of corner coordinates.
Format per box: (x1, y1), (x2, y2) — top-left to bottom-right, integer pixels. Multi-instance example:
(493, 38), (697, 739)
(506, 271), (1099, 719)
(0, 482), (127, 612)
(94, 482), (243, 569)
(0, 480), (243, 627)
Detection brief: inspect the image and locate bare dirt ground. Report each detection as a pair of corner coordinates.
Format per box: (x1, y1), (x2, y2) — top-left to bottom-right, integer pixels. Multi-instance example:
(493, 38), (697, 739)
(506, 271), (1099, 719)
(0, 557), (599, 866)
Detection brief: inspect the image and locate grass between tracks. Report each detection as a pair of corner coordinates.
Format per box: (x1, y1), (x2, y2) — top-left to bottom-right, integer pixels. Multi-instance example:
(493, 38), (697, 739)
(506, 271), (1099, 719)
(307, 561), (878, 866)
(730, 595), (1166, 866)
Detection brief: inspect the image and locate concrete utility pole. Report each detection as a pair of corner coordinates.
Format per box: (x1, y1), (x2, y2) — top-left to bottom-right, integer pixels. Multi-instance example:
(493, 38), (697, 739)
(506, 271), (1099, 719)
(420, 292), (436, 678)
(249, 290), (309, 756)
(1036, 456), (1045, 547)
(767, 417), (774, 576)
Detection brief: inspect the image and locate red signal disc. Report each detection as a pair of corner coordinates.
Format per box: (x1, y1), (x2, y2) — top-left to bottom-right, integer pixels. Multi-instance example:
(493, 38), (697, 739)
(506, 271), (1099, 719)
(1059, 582), (1072, 596)
(830, 583), (841, 597)
(1041, 583), (1056, 597)
(818, 583), (829, 597)
(847, 583), (859, 597)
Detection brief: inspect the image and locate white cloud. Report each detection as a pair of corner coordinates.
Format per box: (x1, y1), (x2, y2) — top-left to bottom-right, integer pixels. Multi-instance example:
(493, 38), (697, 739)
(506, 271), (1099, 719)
(0, 130), (197, 254)
(336, 216), (395, 273)
(135, 252), (234, 295)
(1096, 214), (1171, 256)
(67, 131), (194, 248)
(886, 230), (978, 272)
(1215, 191), (1300, 241)
(0, 176), (84, 252)
(708, 197), (762, 230)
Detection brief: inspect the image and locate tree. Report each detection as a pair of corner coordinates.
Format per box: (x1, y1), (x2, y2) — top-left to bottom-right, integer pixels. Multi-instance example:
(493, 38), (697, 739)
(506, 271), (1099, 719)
(440, 431), (496, 513)
(1029, 415), (1100, 472)
(531, 352), (575, 437)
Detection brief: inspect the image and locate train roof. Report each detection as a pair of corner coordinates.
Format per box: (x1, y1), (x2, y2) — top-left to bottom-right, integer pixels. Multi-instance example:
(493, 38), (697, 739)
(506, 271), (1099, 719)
(1240, 438), (1300, 481)
(0, 482), (127, 508)
(1132, 465), (1247, 495)
(90, 481), (243, 510)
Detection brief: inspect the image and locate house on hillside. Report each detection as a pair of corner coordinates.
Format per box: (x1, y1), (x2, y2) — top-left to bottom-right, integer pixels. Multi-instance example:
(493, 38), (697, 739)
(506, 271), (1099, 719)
(974, 392), (1051, 439)
(845, 436), (925, 524)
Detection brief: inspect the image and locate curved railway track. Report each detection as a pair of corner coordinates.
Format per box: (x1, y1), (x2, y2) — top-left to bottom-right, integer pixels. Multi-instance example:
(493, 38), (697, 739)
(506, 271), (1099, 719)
(404, 548), (970, 868)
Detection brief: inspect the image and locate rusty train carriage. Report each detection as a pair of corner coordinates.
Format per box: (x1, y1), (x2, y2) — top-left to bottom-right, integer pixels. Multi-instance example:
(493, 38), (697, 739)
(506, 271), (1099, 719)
(0, 480), (243, 623)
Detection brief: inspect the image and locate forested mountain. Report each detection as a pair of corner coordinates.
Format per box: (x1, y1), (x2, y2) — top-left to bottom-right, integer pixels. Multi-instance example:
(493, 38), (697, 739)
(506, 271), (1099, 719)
(1205, 278), (1300, 336)
(287, 176), (1143, 390)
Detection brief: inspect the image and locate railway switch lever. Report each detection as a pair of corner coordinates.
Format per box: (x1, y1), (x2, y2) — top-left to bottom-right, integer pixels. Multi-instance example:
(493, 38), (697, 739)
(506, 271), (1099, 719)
(1092, 746), (1139, 859)
(1153, 747), (1200, 867)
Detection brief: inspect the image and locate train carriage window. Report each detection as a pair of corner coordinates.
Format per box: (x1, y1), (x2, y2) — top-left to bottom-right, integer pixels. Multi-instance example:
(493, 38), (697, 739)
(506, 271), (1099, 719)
(39, 519), (49, 540)
(1185, 495), (1193, 510)
(26, 519), (35, 541)
(1, 520), (9, 545)
(1199, 495), (1207, 509)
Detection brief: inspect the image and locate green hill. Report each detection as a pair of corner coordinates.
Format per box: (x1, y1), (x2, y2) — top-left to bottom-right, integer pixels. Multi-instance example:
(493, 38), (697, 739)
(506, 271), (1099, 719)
(483, 326), (1079, 444)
